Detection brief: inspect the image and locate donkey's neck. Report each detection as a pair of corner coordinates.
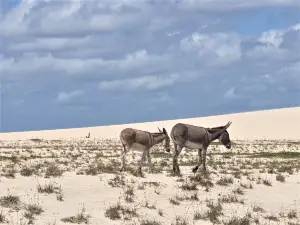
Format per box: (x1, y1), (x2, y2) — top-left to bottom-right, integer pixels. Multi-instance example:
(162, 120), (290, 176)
(207, 127), (224, 141)
(151, 133), (165, 145)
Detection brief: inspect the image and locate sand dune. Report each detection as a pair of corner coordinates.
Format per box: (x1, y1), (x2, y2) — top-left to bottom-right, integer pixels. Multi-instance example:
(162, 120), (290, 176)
(1, 106), (300, 141)
(0, 107), (300, 225)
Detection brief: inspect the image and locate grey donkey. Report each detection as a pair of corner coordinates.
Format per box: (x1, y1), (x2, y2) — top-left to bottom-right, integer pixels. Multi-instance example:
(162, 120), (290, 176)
(170, 121), (232, 174)
(119, 127), (171, 173)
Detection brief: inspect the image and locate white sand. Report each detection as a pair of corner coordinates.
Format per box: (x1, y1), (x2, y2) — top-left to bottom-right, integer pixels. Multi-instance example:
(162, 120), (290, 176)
(0, 106), (299, 141)
(0, 106), (300, 225)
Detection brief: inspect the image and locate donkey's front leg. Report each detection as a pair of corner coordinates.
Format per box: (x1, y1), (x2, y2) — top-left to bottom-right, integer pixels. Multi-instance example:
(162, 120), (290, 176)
(192, 148), (202, 173)
(172, 143), (178, 173)
(147, 149), (151, 165)
(138, 150), (147, 174)
(146, 149), (153, 168)
(120, 144), (128, 172)
(202, 147), (208, 172)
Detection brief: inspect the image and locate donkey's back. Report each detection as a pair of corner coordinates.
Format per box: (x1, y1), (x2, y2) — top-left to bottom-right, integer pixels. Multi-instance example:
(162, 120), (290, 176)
(171, 123), (208, 147)
(171, 123), (207, 138)
(120, 128), (152, 148)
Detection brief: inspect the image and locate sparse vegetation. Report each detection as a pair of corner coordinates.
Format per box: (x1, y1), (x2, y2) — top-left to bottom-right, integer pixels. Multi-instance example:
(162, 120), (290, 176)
(216, 176), (234, 186)
(140, 219), (162, 225)
(24, 203), (44, 222)
(276, 173), (286, 182)
(0, 195), (21, 209)
(45, 163), (64, 177)
(37, 182), (61, 194)
(0, 138), (299, 225)
(105, 201), (138, 220)
(61, 206), (91, 224)
(0, 209), (6, 223)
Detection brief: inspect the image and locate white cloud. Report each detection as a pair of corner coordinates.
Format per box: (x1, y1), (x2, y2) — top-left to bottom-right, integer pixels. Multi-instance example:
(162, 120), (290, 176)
(180, 32), (242, 66)
(99, 74), (179, 91)
(57, 90), (84, 103)
(1, 0), (300, 131)
(0, 49), (168, 77)
(224, 87), (237, 99)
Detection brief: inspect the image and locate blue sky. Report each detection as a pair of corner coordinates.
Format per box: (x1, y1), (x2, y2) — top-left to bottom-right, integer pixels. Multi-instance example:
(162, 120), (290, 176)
(0, 0), (300, 132)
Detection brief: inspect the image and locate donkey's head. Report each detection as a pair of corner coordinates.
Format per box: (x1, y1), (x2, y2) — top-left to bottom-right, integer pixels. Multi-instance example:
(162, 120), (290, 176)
(218, 121), (232, 149)
(219, 130), (232, 149)
(158, 127), (171, 152)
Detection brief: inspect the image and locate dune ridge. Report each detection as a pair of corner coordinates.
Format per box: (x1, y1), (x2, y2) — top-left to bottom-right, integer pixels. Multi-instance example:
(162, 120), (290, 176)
(1, 106), (299, 141)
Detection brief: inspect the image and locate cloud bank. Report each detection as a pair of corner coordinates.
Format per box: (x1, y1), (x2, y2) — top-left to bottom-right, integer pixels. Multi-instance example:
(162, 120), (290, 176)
(1, 0), (300, 132)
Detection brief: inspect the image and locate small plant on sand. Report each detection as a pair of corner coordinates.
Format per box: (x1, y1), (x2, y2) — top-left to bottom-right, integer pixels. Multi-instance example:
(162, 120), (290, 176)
(24, 203), (44, 222)
(201, 200), (223, 224)
(265, 215), (279, 222)
(127, 167), (145, 178)
(186, 192), (199, 201)
(61, 205), (91, 224)
(108, 175), (126, 188)
(223, 215), (251, 225)
(169, 197), (180, 206)
(232, 187), (244, 195)
(37, 181), (61, 194)
(276, 174), (285, 183)
(252, 206), (265, 213)
(20, 166), (35, 177)
(287, 210), (297, 219)
(240, 182), (253, 189)
(171, 215), (189, 225)
(124, 186), (135, 203)
(180, 180), (197, 191)
(216, 176), (234, 186)
(189, 173), (214, 191)
(262, 179), (272, 186)
(158, 209), (164, 217)
(3, 168), (16, 179)
(218, 193), (244, 204)
(56, 189), (64, 202)
(142, 194), (156, 210)
(45, 163), (63, 178)
(0, 194), (21, 209)
(193, 210), (202, 220)
(105, 200), (138, 220)
(85, 159), (118, 175)
(0, 209), (7, 223)
(140, 219), (162, 225)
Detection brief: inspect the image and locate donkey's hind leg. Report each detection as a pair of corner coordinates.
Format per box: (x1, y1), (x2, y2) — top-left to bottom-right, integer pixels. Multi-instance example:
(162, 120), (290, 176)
(192, 148), (202, 173)
(120, 144), (128, 172)
(173, 144), (183, 175)
(138, 150), (147, 174)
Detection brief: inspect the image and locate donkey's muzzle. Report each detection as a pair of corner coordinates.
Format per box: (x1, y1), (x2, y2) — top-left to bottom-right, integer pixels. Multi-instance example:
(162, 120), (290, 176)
(166, 148), (171, 152)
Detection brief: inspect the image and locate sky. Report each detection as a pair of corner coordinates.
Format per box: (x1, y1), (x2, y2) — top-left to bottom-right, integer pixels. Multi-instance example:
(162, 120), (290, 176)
(0, 0), (300, 132)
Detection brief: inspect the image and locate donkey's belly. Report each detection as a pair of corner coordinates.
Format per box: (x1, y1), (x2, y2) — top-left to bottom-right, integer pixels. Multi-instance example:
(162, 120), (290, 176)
(184, 140), (203, 149)
(130, 143), (147, 151)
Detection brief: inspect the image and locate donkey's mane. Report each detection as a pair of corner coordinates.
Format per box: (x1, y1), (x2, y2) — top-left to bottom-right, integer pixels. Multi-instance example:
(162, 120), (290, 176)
(151, 132), (165, 136)
(206, 126), (226, 134)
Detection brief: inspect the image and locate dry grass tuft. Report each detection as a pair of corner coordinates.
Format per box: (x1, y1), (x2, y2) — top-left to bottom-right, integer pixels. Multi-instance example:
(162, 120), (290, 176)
(61, 206), (91, 224)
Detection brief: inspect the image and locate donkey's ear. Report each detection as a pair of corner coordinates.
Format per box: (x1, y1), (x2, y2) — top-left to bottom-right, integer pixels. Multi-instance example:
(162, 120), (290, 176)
(163, 128), (167, 134)
(224, 121), (232, 129)
(158, 127), (162, 133)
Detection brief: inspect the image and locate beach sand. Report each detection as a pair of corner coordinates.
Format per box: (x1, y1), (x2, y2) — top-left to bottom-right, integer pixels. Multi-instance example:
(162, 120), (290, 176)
(0, 106), (299, 225)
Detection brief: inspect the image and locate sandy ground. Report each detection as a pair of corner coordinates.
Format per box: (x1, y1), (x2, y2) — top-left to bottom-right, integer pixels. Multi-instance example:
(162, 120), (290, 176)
(0, 107), (300, 225)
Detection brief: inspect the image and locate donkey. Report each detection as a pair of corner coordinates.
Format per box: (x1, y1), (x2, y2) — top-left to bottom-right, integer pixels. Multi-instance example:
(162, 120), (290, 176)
(170, 121), (232, 174)
(119, 127), (170, 173)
